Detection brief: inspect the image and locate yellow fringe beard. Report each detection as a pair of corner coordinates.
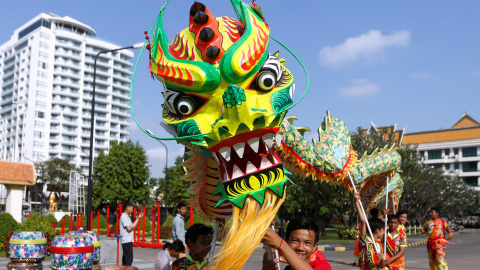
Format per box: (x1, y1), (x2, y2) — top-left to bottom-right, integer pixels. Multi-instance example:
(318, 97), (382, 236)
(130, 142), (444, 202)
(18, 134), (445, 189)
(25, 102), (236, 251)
(209, 189), (286, 270)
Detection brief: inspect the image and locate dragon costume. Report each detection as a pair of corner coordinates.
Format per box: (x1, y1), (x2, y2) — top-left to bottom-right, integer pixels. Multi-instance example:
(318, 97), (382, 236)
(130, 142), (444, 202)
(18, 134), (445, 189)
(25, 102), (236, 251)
(138, 1), (403, 269)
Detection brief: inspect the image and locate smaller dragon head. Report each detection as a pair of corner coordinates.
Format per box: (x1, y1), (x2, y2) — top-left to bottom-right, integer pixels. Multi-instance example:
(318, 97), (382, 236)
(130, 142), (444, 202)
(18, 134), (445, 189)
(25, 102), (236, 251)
(149, 0), (295, 208)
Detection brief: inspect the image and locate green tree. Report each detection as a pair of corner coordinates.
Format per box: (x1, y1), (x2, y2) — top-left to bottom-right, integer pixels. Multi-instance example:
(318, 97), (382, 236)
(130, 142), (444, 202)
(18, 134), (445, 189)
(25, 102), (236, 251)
(92, 140), (152, 209)
(152, 155), (192, 212)
(36, 157), (80, 207)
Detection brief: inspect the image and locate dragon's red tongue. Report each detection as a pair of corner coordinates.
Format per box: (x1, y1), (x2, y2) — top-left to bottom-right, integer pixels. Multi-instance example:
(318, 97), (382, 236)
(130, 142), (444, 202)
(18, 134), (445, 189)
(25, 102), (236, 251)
(213, 133), (282, 182)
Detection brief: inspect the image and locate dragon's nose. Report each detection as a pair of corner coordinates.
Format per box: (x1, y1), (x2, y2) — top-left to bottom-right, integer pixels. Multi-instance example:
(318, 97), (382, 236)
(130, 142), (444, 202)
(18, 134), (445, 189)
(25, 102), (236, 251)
(222, 84), (246, 108)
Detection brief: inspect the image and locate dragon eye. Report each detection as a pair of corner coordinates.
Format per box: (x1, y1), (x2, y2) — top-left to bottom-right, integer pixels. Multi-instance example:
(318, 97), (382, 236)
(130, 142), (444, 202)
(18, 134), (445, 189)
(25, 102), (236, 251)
(257, 71), (276, 91)
(177, 98), (195, 115)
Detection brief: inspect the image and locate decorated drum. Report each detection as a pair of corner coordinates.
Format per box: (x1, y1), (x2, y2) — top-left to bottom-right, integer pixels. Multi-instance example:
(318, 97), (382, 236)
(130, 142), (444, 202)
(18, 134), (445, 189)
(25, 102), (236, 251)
(50, 235), (93, 270)
(9, 231), (47, 263)
(68, 230), (101, 269)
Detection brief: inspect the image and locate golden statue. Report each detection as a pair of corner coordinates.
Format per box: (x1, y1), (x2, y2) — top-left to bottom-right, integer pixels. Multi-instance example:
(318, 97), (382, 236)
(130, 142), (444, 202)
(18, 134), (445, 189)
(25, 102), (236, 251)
(49, 193), (58, 211)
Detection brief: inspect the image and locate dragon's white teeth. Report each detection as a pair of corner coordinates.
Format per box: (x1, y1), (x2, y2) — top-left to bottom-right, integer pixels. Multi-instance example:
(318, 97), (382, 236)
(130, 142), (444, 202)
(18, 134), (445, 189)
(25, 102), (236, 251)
(262, 133), (274, 148)
(248, 137), (260, 153)
(275, 133), (283, 146)
(246, 161), (257, 174)
(224, 171), (230, 181)
(232, 165), (243, 179)
(289, 84), (295, 99)
(233, 142), (245, 158)
(219, 146), (231, 162)
(260, 156), (272, 169)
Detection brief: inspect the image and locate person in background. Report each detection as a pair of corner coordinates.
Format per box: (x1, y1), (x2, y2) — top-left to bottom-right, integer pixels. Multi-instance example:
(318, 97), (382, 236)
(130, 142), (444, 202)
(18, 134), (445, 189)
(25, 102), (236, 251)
(172, 202), (188, 246)
(385, 215), (407, 270)
(354, 193), (387, 270)
(120, 203), (143, 266)
(154, 240), (185, 270)
(171, 223), (213, 270)
(397, 210), (408, 237)
(420, 207), (453, 270)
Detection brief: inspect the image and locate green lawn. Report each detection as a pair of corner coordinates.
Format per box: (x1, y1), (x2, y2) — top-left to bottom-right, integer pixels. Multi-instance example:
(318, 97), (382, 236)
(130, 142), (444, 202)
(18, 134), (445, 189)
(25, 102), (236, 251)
(318, 226), (356, 243)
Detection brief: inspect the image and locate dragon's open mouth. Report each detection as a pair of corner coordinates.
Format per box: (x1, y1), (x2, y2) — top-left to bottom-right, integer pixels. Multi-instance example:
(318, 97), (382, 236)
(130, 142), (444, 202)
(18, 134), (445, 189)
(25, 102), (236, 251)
(212, 132), (282, 183)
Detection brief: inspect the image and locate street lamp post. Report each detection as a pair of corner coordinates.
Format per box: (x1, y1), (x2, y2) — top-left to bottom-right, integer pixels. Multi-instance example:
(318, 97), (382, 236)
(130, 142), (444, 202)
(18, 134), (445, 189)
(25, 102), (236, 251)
(86, 42), (143, 230)
(145, 129), (169, 209)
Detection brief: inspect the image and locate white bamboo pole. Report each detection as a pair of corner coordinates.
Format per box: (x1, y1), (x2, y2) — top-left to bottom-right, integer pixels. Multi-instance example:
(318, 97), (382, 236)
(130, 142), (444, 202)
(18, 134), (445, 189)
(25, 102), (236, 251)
(348, 172), (380, 253)
(384, 175), (390, 258)
(208, 222), (220, 262)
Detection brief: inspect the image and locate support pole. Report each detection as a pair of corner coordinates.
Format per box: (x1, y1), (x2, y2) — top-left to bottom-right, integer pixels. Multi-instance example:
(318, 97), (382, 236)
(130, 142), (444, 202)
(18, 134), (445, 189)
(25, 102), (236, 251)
(384, 175), (390, 258)
(152, 206), (155, 245)
(133, 208), (137, 243)
(142, 205), (146, 244)
(70, 215), (73, 232)
(190, 203), (194, 227)
(106, 206), (110, 237)
(62, 217), (65, 235)
(90, 211), (94, 231)
(208, 222), (220, 262)
(348, 172), (380, 253)
(97, 210), (100, 236)
(157, 201), (160, 246)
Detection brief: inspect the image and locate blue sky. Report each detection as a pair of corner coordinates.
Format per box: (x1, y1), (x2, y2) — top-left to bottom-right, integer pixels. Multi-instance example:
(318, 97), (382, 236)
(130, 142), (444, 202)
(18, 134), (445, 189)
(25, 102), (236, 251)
(2, 0), (480, 178)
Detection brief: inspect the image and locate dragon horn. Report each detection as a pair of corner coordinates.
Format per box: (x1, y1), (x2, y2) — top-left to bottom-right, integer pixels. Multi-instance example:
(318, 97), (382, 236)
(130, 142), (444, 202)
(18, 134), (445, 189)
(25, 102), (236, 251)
(150, 4), (220, 93)
(219, 0), (270, 84)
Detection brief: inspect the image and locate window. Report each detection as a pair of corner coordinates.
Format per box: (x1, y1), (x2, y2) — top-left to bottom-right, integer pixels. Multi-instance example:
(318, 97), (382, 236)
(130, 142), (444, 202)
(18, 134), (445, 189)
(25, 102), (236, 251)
(38, 61), (49, 69)
(34, 120), (45, 129)
(39, 41), (49, 50)
(428, 150), (442, 160)
(444, 149), (450, 156)
(462, 147), (477, 157)
(454, 163), (459, 170)
(36, 90), (47, 99)
(33, 141), (44, 149)
(454, 148), (459, 155)
(33, 151), (44, 159)
(431, 164), (442, 169)
(38, 70), (48, 79)
(463, 177), (479, 187)
(463, 162), (477, 172)
(40, 32), (50, 40)
(34, 131), (45, 139)
(37, 81), (48, 89)
(35, 111), (45, 119)
(36, 101), (47, 108)
(39, 51), (49, 59)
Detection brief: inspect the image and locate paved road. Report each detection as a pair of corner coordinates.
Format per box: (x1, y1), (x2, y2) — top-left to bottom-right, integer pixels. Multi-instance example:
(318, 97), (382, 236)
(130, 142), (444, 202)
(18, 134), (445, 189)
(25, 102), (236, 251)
(322, 229), (480, 270)
(1, 230), (477, 269)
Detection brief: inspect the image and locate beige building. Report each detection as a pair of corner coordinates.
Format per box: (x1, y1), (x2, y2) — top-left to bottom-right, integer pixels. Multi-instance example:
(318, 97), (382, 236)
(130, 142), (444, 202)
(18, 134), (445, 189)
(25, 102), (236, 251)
(401, 113), (480, 191)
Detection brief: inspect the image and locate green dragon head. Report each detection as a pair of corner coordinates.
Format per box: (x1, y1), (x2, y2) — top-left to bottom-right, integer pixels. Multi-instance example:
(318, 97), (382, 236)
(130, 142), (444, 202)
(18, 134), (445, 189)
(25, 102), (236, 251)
(149, 0), (295, 208)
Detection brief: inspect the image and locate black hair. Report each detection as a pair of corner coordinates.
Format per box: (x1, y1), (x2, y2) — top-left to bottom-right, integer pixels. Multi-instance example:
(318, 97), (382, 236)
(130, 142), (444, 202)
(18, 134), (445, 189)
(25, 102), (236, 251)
(167, 240), (185, 252)
(285, 217), (320, 243)
(123, 203), (133, 210)
(370, 208), (379, 218)
(388, 215), (400, 222)
(430, 207), (440, 214)
(369, 218), (384, 233)
(185, 223), (214, 248)
(177, 202), (187, 209)
(397, 210), (408, 216)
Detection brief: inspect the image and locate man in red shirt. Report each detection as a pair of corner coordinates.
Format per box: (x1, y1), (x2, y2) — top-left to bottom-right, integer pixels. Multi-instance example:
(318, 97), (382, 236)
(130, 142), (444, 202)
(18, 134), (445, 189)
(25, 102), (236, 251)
(262, 217), (331, 270)
(420, 207), (452, 270)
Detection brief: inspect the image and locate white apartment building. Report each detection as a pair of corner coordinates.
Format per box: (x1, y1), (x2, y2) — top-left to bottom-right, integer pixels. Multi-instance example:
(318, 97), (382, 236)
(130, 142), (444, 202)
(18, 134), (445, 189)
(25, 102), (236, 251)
(0, 13), (135, 210)
(402, 113), (480, 191)
(0, 13), (133, 171)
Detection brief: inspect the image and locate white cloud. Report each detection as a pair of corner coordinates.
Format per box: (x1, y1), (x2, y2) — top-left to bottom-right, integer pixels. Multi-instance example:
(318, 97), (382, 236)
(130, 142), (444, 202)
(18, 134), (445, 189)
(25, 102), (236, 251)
(146, 145), (185, 177)
(319, 30), (411, 69)
(409, 72), (436, 81)
(339, 79), (381, 98)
